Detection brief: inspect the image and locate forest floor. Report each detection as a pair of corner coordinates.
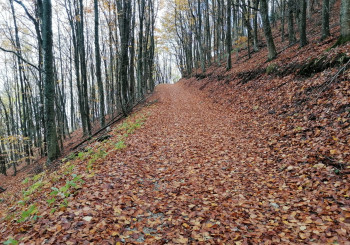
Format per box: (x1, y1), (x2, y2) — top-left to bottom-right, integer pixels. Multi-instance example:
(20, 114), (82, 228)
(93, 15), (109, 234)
(1, 76), (350, 243)
(1, 1), (350, 243)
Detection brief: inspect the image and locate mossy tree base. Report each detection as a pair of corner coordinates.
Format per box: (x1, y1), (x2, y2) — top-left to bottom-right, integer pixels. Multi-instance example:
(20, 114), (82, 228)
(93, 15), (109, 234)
(332, 35), (350, 49)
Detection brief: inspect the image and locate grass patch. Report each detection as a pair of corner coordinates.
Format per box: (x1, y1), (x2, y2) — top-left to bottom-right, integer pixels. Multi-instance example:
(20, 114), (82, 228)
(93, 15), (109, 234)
(4, 238), (19, 245)
(17, 204), (38, 223)
(23, 180), (44, 197)
(2, 110), (150, 226)
(115, 140), (126, 150)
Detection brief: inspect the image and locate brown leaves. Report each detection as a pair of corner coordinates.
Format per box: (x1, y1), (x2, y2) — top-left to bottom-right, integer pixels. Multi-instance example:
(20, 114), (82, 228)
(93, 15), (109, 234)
(2, 41), (350, 244)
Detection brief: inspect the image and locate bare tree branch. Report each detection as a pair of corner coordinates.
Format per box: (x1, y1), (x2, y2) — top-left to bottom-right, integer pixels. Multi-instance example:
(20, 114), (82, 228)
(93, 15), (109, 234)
(0, 46), (41, 71)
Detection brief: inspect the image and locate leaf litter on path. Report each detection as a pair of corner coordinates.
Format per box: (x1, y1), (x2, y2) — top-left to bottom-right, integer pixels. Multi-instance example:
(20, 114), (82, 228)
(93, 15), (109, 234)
(1, 81), (350, 244)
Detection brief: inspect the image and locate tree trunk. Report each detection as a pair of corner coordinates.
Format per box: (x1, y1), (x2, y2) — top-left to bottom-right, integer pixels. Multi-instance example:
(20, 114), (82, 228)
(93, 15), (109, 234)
(321, 0), (330, 40)
(288, 0), (296, 44)
(79, 0), (92, 136)
(226, 0), (232, 70)
(42, 0), (60, 163)
(117, 0), (132, 115)
(300, 0), (308, 47)
(129, 0), (136, 105)
(260, 0), (277, 60)
(253, 0), (260, 50)
(94, 0), (105, 127)
(137, 0), (145, 98)
(340, 0), (350, 43)
(281, 0), (286, 42)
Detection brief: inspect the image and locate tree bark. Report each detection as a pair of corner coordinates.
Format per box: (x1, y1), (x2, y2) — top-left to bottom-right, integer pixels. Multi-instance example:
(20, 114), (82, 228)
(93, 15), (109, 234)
(260, 0), (277, 60)
(300, 0), (308, 47)
(42, 0), (60, 163)
(288, 0), (296, 44)
(94, 0), (105, 127)
(226, 0), (232, 70)
(253, 0), (260, 50)
(321, 0), (330, 40)
(340, 0), (350, 43)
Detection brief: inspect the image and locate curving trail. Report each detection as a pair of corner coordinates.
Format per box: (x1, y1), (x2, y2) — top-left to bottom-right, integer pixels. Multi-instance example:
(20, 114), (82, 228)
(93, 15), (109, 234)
(81, 82), (348, 244)
(3, 82), (349, 244)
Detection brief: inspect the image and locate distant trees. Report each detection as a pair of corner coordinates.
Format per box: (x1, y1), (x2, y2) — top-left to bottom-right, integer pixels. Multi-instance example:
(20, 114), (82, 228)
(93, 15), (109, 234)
(0, 0), (157, 175)
(0, 0), (349, 175)
(163, 0), (348, 76)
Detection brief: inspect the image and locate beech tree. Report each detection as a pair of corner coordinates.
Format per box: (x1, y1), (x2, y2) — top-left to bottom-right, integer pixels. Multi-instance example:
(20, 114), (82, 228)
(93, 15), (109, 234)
(260, 0), (277, 60)
(322, 0), (330, 40)
(0, 0), (348, 176)
(300, 0), (308, 47)
(288, 0), (296, 44)
(340, 0), (350, 43)
(42, 0), (60, 163)
(0, 0), (157, 174)
(94, 0), (105, 127)
(226, 0), (232, 70)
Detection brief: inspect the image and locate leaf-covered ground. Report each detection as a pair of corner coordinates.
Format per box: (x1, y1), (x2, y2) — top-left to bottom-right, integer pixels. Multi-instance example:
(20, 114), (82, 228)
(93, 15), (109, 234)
(1, 2), (350, 243)
(1, 78), (349, 244)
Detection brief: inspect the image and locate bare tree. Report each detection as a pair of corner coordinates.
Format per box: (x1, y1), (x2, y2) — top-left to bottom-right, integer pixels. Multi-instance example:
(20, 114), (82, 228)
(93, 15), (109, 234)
(42, 0), (60, 163)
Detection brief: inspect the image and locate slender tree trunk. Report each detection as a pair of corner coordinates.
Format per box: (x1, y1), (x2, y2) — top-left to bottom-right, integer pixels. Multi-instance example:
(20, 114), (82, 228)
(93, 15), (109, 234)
(137, 0), (145, 98)
(321, 0), (330, 40)
(260, 0), (277, 60)
(339, 0), (350, 43)
(79, 0), (91, 136)
(288, 0), (296, 44)
(129, 0), (136, 105)
(94, 0), (105, 127)
(205, 0), (211, 65)
(300, 0), (308, 47)
(253, 0), (260, 51)
(117, 0), (132, 115)
(281, 0), (286, 42)
(69, 39), (75, 132)
(42, 0), (60, 163)
(226, 0), (232, 70)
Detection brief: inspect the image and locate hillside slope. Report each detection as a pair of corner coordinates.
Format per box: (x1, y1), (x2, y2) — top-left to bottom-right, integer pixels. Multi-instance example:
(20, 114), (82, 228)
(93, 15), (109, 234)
(1, 1), (350, 244)
(1, 77), (349, 243)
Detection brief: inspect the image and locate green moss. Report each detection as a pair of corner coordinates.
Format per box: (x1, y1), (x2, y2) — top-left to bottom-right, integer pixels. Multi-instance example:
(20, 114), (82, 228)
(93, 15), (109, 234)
(331, 35), (350, 49)
(266, 63), (278, 75)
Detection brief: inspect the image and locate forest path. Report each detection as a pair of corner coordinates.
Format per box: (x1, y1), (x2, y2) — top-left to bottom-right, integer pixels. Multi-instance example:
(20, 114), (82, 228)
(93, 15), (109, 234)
(6, 82), (348, 244)
(72, 81), (282, 244)
(72, 82), (298, 244)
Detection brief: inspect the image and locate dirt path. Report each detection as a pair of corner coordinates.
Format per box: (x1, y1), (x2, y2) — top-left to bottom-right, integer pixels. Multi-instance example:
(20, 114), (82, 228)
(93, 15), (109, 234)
(2, 82), (349, 244)
(72, 82), (347, 244)
(103, 82), (268, 243)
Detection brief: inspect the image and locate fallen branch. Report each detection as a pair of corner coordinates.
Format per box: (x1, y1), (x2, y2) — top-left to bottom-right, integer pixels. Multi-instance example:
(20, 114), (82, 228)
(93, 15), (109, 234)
(71, 113), (123, 150)
(315, 59), (350, 99)
(71, 95), (150, 150)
